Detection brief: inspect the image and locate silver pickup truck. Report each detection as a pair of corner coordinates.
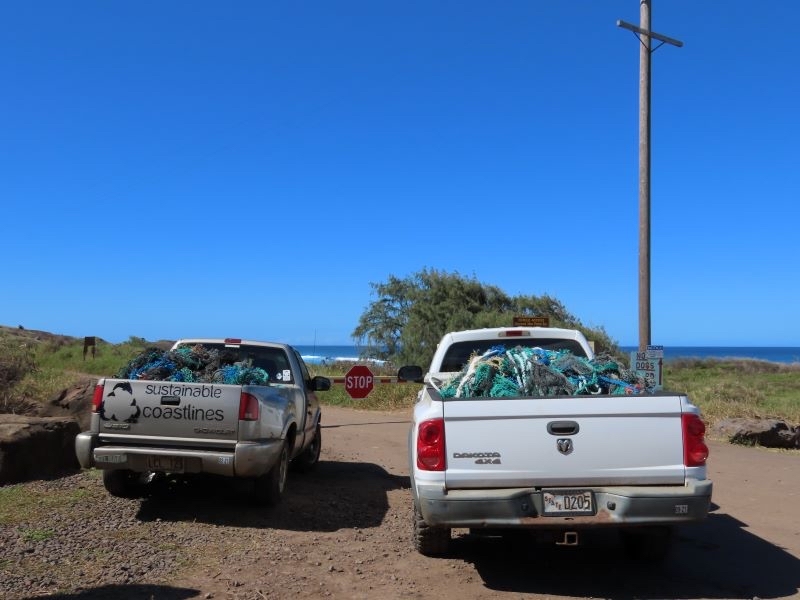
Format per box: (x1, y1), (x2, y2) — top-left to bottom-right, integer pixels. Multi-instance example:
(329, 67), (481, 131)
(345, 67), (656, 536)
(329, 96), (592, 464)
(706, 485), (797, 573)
(75, 338), (330, 505)
(401, 326), (713, 561)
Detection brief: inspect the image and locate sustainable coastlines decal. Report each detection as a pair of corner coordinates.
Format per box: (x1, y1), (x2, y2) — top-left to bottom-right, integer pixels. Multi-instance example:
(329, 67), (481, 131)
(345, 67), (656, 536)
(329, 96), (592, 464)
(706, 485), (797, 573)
(99, 381), (225, 424)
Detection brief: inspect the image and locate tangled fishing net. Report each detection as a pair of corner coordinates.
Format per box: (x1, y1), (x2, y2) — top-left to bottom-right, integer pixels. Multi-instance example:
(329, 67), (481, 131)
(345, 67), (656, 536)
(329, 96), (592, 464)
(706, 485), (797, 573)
(438, 345), (650, 398)
(116, 345), (270, 386)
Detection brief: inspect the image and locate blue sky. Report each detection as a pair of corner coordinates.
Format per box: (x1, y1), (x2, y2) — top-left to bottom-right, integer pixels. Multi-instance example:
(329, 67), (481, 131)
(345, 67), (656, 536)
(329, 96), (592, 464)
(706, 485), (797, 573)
(1, 1), (797, 347)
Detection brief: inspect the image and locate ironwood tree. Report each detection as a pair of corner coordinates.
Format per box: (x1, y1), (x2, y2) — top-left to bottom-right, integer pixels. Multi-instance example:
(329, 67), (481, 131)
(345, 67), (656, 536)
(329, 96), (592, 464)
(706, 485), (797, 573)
(352, 268), (619, 368)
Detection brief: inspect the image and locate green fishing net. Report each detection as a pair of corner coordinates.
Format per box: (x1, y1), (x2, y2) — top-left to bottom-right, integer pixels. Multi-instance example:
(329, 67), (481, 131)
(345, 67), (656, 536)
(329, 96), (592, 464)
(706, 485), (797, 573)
(439, 345), (649, 398)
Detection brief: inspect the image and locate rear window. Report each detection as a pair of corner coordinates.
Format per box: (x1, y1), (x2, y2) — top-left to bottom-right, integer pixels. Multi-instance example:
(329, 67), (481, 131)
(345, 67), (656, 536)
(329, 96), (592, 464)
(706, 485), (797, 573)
(174, 343), (293, 383)
(438, 339), (589, 373)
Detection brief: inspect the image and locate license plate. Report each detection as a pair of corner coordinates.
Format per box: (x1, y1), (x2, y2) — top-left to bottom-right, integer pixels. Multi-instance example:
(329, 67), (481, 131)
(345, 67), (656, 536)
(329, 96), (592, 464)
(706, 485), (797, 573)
(542, 489), (595, 516)
(95, 454), (126, 464)
(146, 456), (184, 472)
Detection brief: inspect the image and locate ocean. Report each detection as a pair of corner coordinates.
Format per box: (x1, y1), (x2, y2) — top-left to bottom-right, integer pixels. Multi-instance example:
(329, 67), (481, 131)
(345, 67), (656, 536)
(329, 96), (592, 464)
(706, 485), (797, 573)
(620, 346), (800, 364)
(295, 345), (380, 365)
(296, 344), (800, 365)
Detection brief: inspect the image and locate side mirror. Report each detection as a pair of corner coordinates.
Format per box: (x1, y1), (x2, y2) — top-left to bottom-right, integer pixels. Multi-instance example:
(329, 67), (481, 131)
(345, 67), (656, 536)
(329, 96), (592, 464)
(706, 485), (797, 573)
(397, 365), (424, 383)
(310, 375), (331, 391)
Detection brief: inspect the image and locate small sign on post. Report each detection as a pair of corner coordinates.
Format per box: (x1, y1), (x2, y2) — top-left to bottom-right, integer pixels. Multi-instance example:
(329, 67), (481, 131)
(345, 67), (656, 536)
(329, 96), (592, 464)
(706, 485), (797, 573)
(630, 345), (663, 390)
(83, 336), (96, 360)
(513, 315), (550, 327)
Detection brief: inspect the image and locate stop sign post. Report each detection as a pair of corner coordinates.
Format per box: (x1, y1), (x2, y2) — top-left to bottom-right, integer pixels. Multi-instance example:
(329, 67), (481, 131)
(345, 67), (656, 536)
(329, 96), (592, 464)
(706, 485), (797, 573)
(345, 365), (374, 399)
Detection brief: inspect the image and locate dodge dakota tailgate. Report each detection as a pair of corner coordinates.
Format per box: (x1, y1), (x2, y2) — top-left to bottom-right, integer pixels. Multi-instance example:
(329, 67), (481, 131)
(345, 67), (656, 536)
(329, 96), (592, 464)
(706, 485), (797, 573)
(443, 394), (688, 489)
(96, 379), (241, 443)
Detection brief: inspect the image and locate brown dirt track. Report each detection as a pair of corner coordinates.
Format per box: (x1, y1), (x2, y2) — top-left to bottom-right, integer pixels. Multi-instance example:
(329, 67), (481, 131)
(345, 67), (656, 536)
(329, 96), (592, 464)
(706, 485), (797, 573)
(3, 405), (799, 600)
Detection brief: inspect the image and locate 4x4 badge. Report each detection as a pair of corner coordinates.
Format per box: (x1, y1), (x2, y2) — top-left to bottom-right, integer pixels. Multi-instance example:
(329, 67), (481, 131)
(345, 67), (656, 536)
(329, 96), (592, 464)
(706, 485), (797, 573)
(557, 439), (573, 455)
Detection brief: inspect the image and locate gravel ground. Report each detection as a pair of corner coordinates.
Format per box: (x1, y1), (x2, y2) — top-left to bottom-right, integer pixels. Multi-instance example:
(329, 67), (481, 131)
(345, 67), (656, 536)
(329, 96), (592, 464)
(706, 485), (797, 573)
(0, 473), (187, 596)
(0, 407), (452, 600)
(2, 406), (800, 600)
(0, 452), (430, 600)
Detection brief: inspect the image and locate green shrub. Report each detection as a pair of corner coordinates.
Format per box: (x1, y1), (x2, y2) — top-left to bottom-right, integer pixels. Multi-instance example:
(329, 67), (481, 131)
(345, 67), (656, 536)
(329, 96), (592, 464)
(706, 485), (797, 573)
(0, 335), (38, 414)
(0, 333), (150, 415)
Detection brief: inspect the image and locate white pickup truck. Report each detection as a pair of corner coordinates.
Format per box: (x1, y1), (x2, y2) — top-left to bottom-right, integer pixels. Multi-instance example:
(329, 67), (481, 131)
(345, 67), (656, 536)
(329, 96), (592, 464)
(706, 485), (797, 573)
(75, 338), (330, 505)
(400, 326), (712, 561)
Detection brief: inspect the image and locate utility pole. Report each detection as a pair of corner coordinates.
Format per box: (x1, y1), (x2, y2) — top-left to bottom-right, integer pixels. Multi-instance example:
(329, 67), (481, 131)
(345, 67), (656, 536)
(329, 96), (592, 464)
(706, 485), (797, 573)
(617, 1), (682, 352)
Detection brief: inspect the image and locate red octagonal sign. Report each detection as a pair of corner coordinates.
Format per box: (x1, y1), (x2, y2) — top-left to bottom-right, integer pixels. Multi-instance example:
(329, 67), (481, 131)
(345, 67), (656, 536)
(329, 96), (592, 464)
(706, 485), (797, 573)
(345, 364), (374, 399)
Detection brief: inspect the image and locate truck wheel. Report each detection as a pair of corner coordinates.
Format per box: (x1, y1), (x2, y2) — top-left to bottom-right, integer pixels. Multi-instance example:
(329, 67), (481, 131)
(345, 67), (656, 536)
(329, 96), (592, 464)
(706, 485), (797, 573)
(621, 526), (673, 563)
(254, 442), (288, 506)
(413, 503), (451, 556)
(102, 469), (144, 499)
(292, 424), (322, 473)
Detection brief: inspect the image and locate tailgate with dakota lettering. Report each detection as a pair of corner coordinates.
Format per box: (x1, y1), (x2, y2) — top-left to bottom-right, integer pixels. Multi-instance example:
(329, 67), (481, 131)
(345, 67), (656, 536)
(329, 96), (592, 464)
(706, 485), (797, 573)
(442, 394), (688, 489)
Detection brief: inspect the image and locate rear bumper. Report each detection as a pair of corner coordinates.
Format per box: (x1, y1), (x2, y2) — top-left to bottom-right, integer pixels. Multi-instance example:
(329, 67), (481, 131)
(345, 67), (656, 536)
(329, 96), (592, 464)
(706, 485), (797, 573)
(414, 479), (713, 529)
(75, 432), (281, 478)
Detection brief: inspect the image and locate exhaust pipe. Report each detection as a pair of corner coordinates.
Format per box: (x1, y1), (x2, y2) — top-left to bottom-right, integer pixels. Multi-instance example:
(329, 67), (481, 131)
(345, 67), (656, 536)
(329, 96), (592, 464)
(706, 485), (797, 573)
(556, 531), (579, 546)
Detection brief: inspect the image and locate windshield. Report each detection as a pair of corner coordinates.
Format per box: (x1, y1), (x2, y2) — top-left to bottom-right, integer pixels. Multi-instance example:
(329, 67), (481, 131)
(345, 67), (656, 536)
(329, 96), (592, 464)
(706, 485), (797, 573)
(174, 342), (293, 383)
(438, 338), (589, 372)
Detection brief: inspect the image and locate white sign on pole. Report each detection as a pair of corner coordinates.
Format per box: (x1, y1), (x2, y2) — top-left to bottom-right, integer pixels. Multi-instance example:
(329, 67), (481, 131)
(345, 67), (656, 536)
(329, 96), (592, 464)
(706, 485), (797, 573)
(631, 351), (663, 391)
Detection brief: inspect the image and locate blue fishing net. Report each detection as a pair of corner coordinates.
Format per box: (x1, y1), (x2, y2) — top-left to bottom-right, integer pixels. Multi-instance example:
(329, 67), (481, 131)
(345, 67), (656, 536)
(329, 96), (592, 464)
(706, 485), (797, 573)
(439, 345), (649, 398)
(211, 365), (269, 386)
(116, 345), (270, 385)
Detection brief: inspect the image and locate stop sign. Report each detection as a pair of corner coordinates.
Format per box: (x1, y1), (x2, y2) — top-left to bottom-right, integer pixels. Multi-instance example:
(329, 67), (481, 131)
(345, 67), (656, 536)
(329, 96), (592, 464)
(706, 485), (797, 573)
(345, 364), (374, 399)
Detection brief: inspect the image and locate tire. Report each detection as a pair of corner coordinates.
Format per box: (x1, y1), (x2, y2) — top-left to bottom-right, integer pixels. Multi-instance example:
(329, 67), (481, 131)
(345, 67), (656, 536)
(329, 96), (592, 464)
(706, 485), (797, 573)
(620, 526), (673, 563)
(292, 424), (322, 473)
(413, 502), (451, 556)
(102, 469), (145, 499)
(253, 442), (289, 506)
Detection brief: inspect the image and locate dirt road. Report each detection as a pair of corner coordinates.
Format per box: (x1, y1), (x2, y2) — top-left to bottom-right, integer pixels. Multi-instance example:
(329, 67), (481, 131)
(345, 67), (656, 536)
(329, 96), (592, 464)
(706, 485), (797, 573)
(143, 406), (800, 599)
(3, 405), (800, 599)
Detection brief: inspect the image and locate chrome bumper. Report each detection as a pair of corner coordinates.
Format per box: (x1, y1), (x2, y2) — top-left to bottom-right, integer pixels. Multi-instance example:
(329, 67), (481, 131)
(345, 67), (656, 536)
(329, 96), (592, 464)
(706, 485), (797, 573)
(75, 432), (281, 478)
(415, 479), (713, 529)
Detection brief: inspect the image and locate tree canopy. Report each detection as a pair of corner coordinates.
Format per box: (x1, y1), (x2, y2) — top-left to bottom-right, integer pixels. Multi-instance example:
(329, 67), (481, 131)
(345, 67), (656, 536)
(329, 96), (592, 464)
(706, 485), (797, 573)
(352, 268), (619, 368)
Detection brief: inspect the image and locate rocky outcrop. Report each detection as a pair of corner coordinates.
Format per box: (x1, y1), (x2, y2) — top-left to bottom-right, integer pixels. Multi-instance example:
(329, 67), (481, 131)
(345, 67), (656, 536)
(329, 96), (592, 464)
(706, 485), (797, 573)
(711, 417), (800, 449)
(0, 415), (81, 484)
(41, 377), (96, 432)
(0, 379), (94, 485)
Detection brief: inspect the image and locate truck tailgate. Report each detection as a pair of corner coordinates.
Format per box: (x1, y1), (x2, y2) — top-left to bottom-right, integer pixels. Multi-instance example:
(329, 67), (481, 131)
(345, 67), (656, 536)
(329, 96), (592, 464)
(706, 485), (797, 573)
(443, 394), (687, 488)
(97, 379), (241, 443)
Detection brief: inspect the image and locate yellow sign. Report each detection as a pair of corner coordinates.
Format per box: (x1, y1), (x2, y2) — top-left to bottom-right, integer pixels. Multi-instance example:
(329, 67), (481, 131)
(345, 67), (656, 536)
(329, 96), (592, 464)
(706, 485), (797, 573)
(512, 316), (550, 327)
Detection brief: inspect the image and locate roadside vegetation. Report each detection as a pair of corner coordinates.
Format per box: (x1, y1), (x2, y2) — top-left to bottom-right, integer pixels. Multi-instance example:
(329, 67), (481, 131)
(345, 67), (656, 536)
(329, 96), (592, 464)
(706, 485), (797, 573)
(1, 326), (798, 427)
(664, 358), (800, 424)
(0, 332), (156, 414)
(2, 264), (799, 427)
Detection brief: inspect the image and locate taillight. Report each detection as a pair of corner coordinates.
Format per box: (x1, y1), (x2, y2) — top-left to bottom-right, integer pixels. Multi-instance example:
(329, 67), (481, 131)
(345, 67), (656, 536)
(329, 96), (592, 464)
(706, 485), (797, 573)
(417, 418), (446, 471)
(239, 392), (259, 421)
(92, 384), (105, 413)
(682, 413), (709, 467)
